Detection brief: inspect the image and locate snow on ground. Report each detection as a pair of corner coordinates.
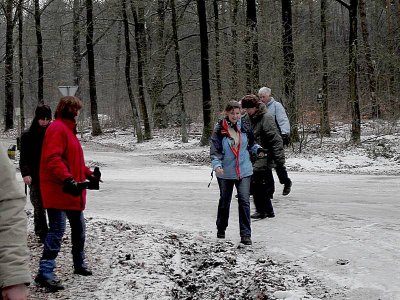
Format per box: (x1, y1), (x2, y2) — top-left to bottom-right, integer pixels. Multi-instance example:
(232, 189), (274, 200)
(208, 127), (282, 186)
(2, 119), (399, 299)
(27, 213), (334, 300)
(82, 119), (400, 175)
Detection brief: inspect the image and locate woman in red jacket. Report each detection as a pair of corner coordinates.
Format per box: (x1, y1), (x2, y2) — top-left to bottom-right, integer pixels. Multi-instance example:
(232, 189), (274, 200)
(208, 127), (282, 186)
(35, 96), (101, 291)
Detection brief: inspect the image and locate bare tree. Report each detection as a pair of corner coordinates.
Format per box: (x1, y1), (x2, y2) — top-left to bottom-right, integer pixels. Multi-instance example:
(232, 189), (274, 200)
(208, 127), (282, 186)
(171, 0), (188, 142)
(121, 0), (143, 142)
(229, 0), (239, 99)
(334, 0), (360, 142)
(245, 0), (259, 93)
(112, 22), (123, 122)
(86, 0), (102, 136)
(281, 0), (298, 142)
(197, 0), (212, 146)
(213, 0), (223, 111)
(73, 0), (82, 94)
(359, 0), (379, 118)
(320, 0), (330, 136)
(150, 0), (168, 129)
(131, 1), (152, 140)
(3, 0), (15, 131)
(18, 0), (25, 130)
(34, 0), (44, 104)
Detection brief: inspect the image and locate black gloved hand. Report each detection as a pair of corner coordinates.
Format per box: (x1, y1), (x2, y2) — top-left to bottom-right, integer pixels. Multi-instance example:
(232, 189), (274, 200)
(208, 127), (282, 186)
(256, 148), (267, 158)
(88, 167), (101, 190)
(63, 177), (88, 196)
(281, 134), (291, 147)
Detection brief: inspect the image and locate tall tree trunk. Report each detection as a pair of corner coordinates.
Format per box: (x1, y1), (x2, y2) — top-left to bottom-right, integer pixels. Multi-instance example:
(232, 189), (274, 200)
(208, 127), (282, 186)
(245, 0), (259, 93)
(333, 0), (361, 142)
(213, 0), (223, 112)
(197, 0), (212, 146)
(18, 0), (25, 131)
(229, 0), (239, 99)
(359, 0), (379, 118)
(349, 0), (360, 142)
(385, 0), (396, 115)
(132, 2), (152, 140)
(151, 0), (168, 129)
(86, 0), (102, 136)
(113, 22), (122, 123)
(171, 0), (188, 142)
(308, 0), (318, 72)
(4, 0), (14, 131)
(73, 0), (82, 97)
(281, 0), (298, 142)
(34, 0), (44, 104)
(320, 0), (330, 136)
(122, 0), (143, 142)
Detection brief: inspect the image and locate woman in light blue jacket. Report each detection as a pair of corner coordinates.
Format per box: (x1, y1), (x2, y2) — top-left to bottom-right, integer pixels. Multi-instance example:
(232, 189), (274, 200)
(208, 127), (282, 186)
(210, 101), (261, 245)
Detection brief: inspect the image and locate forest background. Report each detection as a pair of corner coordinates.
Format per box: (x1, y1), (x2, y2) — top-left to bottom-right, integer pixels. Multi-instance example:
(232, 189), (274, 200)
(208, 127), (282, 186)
(1, 0), (399, 147)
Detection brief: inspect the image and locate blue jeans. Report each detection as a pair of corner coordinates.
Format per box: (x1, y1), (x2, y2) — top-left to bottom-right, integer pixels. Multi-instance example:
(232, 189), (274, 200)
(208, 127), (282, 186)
(216, 176), (251, 237)
(39, 209), (86, 279)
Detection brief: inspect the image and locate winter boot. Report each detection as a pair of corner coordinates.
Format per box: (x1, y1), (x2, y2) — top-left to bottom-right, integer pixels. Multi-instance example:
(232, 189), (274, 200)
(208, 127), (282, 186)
(250, 212), (267, 220)
(217, 230), (225, 239)
(282, 179), (292, 196)
(35, 259), (64, 291)
(240, 236), (252, 245)
(74, 266), (93, 276)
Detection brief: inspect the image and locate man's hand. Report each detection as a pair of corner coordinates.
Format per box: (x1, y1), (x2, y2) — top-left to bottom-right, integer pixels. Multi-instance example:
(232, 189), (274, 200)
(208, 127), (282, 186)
(257, 148), (266, 158)
(281, 134), (290, 147)
(2, 283), (28, 300)
(22, 176), (32, 186)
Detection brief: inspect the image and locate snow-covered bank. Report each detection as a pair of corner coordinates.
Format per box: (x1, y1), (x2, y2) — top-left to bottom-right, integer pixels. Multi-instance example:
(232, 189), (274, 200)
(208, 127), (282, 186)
(27, 213), (337, 300)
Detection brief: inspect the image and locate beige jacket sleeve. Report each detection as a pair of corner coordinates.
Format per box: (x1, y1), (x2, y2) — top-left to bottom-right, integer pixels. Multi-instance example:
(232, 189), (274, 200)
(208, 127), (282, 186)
(0, 145), (31, 289)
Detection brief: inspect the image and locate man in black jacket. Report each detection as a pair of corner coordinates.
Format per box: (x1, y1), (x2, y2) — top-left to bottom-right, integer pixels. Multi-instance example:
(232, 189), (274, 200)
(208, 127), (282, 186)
(19, 105), (52, 243)
(241, 95), (286, 219)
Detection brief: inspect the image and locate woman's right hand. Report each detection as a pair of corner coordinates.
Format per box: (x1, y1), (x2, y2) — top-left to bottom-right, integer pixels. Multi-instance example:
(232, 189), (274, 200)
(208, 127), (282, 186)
(215, 167), (224, 176)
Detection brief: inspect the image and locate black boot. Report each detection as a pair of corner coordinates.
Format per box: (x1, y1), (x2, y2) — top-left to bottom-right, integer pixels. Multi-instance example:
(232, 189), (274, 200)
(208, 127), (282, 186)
(282, 179), (292, 196)
(74, 267), (93, 276)
(217, 230), (225, 239)
(240, 236), (252, 245)
(251, 212), (267, 219)
(35, 275), (64, 291)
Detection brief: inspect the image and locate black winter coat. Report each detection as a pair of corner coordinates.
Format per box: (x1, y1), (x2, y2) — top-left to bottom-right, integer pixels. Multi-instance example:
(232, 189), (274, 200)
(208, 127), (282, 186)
(19, 119), (47, 184)
(247, 103), (285, 171)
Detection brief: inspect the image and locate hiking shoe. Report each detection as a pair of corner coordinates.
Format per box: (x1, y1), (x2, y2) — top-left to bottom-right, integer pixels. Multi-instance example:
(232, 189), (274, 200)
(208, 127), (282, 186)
(282, 180), (292, 196)
(35, 275), (64, 291)
(240, 236), (252, 245)
(217, 230), (225, 239)
(74, 267), (93, 276)
(266, 213), (275, 218)
(251, 212), (267, 219)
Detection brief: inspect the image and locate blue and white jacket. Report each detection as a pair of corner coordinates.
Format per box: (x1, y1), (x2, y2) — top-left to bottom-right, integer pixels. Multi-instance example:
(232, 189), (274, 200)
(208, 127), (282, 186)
(210, 118), (260, 180)
(266, 97), (290, 135)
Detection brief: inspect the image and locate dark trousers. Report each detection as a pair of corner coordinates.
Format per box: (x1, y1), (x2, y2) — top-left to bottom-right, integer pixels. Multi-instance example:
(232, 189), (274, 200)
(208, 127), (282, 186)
(252, 169), (275, 215)
(275, 164), (291, 185)
(41, 209), (86, 269)
(216, 176), (251, 237)
(29, 183), (48, 240)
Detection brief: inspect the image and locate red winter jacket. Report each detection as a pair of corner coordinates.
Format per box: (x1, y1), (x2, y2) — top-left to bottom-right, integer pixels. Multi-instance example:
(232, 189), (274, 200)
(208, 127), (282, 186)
(40, 118), (92, 210)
